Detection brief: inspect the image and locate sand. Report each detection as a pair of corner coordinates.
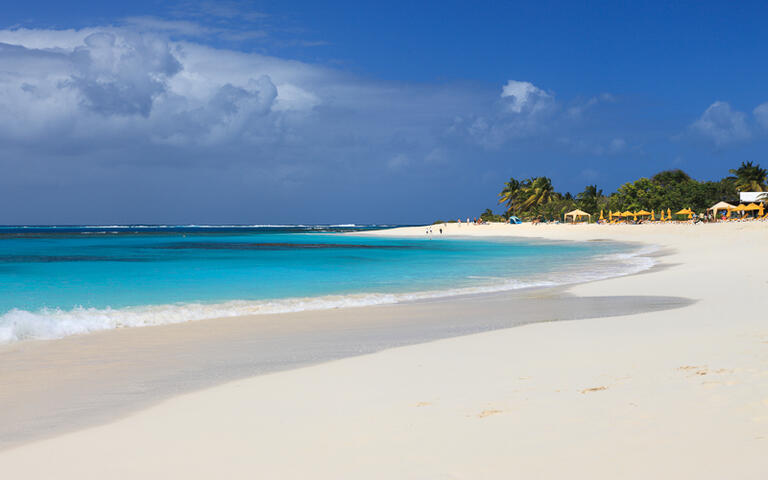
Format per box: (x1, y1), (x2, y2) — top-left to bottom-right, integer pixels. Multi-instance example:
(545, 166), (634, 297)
(1, 221), (767, 479)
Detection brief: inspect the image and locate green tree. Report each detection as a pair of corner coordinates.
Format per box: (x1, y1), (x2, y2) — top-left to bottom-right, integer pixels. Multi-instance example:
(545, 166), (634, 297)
(728, 161), (767, 192)
(533, 196), (576, 222)
(479, 208), (506, 222)
(519, 177), (555, 210)
(576, 185), (603, 215)
(497, 177), (521, 215)
(613, 178), (665, 211)
(651, 169), (692, 188)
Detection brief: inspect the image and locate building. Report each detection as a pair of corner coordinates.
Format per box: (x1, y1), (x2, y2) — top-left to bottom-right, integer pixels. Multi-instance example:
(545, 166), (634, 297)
(739, 192), (766, 204)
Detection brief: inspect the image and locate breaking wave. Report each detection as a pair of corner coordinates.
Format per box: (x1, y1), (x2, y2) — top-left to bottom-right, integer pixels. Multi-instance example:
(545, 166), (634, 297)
(0, 245), (657, 344)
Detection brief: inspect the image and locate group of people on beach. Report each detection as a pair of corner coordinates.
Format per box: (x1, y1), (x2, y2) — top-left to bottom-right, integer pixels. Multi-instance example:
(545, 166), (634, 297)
(456, 218), (487, 225)
(424, 226), (444, 237)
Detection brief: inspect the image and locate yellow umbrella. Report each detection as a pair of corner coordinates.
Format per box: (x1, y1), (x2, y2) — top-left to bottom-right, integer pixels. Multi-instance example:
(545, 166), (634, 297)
(660, 210), (665, 221)
(759, 204), (764, 217)
(651, 209), (655, 220)
(729, 205), (746, 218)
(599, 210), (605, 221)
(667, 208), (672, 219)
(675, 208), (690, 215)
(743, 203), (760, 219)
(636, 209), (651, 216)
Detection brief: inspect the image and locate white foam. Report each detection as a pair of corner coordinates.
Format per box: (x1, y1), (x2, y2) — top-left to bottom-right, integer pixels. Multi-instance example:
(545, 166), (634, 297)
(0, 245), (657, 345)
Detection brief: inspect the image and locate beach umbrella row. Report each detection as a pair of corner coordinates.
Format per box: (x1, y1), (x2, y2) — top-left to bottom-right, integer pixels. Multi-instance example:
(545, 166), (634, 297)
(603, 207), (711, 221)
(606, 208), (681, 221)
(604, 203), (764, 222)
(727, 203), (764, 218)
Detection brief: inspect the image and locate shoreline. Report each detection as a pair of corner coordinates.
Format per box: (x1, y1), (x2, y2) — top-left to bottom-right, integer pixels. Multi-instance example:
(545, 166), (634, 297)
(0, 233), (651, 345)
(0, 264), (680, 450)
(1, 221), (766, 478)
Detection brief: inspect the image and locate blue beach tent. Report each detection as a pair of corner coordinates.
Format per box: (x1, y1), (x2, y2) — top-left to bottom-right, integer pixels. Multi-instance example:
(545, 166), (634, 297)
(509, 216), (521, 224)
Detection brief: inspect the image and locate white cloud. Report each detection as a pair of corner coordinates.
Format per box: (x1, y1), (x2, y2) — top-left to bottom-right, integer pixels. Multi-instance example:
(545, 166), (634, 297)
(0, 23), (490, 184)
(0, 27), (333, 147)
(424, 148), (448, 165)
(557, 137), (628, 156)
(123, 16), (215, 37)
(500, 80), (554, 114)
(565, 93), (615, 119)
(451, 79), (561, 148)
(386, 153), (410, 170)
(689, 101), (750, 146)
(753, 102), (768, 130)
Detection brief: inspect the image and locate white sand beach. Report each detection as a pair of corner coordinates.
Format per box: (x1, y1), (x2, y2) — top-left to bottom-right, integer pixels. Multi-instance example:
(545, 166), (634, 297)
(1, 222), (767, 479)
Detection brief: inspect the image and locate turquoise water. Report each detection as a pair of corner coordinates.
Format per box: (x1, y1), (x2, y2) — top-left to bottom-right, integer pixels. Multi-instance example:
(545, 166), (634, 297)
(0, 225), (647, 343)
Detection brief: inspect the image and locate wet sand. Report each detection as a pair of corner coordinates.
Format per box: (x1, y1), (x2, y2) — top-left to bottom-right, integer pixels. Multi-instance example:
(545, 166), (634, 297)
(0, 283), (688, 450)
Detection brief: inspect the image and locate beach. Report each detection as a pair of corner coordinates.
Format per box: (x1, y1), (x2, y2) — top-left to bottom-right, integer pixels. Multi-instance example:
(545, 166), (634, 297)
(1, 222), (766, 479)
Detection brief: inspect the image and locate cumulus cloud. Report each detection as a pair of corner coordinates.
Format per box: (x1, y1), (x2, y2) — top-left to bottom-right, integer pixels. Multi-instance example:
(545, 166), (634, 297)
(0, 27), (320, 148)
(689, 101), (751, 146)
(448, 80), (559, 148)
(70, 32), (183, 117)
(753, 102), (768, 130)
(499, 80), (554, 115)
(0, 23), (490, 183)
(451, 81), (618, 151)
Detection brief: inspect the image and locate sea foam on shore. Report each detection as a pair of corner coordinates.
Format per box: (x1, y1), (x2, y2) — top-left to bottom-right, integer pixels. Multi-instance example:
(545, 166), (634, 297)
(0, 245), (655, 344)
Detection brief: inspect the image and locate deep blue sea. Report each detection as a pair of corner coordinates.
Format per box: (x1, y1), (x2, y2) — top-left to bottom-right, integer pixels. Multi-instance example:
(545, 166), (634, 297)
(0, 225), (652, 343)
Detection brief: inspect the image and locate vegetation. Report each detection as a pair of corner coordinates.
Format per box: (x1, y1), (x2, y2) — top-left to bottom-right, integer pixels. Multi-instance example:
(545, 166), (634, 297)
(729, 161), (767, 192)
(484, 162), (766, 222)
(479, 208), (506, 223)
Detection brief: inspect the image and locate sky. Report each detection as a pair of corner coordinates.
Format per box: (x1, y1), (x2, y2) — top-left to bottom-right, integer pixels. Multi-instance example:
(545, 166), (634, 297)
(2, 0), (768, 224)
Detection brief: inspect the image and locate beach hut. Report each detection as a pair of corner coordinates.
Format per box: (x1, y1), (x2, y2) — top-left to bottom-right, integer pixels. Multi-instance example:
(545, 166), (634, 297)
(708, 201), (735, 220)
(564, 209), (591, 223)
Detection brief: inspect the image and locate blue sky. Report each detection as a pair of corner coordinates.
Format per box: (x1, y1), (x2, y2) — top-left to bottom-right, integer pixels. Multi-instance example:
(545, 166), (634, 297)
(1, 0), (767, 224)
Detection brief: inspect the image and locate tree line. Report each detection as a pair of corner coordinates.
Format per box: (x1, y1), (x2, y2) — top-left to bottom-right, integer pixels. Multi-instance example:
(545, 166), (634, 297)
(490, 162), (767, 222)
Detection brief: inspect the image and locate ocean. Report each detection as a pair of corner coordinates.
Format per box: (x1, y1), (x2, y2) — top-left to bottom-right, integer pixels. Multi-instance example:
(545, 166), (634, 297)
(0, 225), (652, 343)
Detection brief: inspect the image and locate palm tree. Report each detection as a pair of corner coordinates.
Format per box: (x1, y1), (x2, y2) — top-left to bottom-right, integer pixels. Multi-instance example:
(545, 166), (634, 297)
(497, 177), (521, 215)
(576, 185), (603, 214)
(519, 177), (555, 210)
(729, 161), (767, 192)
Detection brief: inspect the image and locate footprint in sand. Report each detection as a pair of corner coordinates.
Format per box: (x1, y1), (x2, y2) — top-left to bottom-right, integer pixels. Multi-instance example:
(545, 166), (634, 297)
(580, 386), (608, 394)
(477, 409), (503, 418)
(678, 365), (709, 376)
